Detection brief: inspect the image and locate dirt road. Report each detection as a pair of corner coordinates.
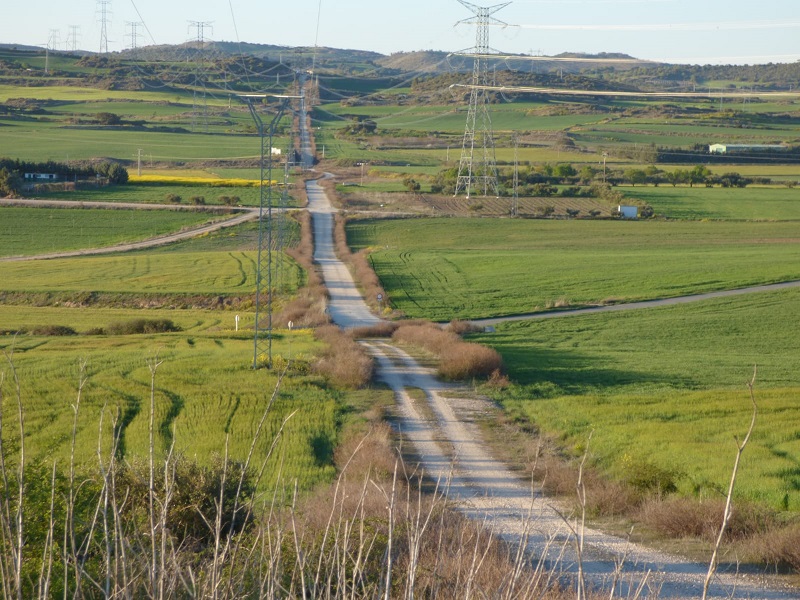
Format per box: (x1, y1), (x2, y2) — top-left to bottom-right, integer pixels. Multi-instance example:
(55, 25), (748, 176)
(306, 175), (796, 599)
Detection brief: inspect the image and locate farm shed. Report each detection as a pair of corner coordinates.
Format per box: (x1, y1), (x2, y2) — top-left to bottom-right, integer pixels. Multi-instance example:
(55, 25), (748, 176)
(708, 143), (787, 154)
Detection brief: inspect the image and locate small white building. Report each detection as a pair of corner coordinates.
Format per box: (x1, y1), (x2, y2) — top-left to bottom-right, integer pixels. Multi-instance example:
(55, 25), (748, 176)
(618, 205), (638, 219)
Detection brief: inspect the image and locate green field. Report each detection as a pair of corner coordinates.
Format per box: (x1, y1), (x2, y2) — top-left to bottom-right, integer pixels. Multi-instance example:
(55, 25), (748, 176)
(622, 186), (800, 220)
(0, 304), (335, 493)
(0, 207), (223, 257)
(473, 289), (800, 509)
(347, 218), (800, 320)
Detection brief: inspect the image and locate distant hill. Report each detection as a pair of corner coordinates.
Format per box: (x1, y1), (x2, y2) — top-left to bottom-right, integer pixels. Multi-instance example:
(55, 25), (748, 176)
(0, 43), (47, 53)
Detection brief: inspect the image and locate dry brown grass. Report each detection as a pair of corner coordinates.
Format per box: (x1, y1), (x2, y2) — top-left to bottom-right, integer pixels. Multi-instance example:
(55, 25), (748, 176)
(637, 497), (775, 542)
(333, 214), (388, 315)
(349, 322), (399, 338)
(392, 322), (504, 380)
(743, 523), (800, 570)
(278, 210), (330, 327)
(312, 324), (374, 389)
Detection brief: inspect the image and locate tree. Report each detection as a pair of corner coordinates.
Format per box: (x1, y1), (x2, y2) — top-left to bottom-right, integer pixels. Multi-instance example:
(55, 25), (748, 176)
(624, 168), (648, 187)
(0, 167), (22, 197)
(688, 165), (711, 188)
(94, 112), (122, 126)
(403, 177), (421, 194)
(554, 163), (576, 179)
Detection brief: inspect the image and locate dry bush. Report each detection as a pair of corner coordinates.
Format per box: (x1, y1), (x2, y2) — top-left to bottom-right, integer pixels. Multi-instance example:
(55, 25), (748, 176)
(392, 323), (505, 381)
(393, 323), (456, 355)
(312, 324), (374, 389)
(446, 319), (483, 335)
(439, 342), (504, 380)
(637, 497), (775, 542)
(349, 322), (399, 338)
(743, 523), (800, 570)
(333, 214), (388, 314)
(278, 210), (330, 327)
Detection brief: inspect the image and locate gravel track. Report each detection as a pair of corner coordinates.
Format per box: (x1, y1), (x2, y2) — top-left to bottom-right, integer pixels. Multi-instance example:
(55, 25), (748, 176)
(305, 170), (797, 598)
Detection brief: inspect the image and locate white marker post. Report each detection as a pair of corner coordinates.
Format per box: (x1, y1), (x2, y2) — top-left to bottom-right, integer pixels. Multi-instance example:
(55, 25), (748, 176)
(235, 314), (240, 332)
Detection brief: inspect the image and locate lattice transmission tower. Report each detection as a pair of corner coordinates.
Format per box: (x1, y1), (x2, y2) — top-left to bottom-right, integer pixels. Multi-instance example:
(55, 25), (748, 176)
(188, 21), (213, 132)
(454, 1), (509, 198)
(97, 0), (111, 54)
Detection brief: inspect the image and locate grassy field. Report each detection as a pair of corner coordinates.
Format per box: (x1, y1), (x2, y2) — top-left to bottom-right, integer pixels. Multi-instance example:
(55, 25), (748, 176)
(622, 186), (800, 220)
(0, 123), (278, 163)
(347, 217), (800, 320)
(0, 304), (336, 493)
(472, 288), (800, 510)
(0, 206), (223, 257)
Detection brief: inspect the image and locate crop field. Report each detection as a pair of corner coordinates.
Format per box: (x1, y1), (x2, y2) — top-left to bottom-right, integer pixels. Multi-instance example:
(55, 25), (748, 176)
(0, 305), (337, 493)
(0, 250), (303, 295)
(472, 289), (800, 509)
(622, 186), (800, 220)
(0, 123), (277, 163)
(347, 217), (800, 320)
(0, 206), (223, 257)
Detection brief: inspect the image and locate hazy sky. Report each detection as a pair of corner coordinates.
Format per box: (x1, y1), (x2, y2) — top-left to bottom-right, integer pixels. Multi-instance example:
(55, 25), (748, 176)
(2, 0), (799, 65)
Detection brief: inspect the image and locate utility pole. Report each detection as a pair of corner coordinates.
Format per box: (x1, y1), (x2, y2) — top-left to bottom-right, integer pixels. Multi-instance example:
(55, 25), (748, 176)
(454, 1), (509, 198)
(97, 0), (111, 54)
(137, 149), (143, 176)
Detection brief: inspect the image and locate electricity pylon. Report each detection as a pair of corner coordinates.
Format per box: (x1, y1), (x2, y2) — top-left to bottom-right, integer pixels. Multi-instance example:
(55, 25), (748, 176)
(240, 94), (300, 369)
(454, 1), (509, 198)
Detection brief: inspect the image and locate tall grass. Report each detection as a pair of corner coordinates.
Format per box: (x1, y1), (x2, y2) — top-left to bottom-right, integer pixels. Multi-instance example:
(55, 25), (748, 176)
(333, 214), (389, 315)
(278, 210), (329, 327)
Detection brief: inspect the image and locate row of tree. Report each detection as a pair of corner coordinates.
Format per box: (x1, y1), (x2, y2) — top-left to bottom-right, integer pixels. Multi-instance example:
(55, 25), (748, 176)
(0, 158), (129, 197)
(427, 163), (777, 198)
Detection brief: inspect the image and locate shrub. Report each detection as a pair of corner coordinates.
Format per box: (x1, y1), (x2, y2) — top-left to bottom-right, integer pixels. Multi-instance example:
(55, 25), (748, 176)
(637, 497), (775, 542)
(392, 322), (504, 380)
(349, 322), (399, 338)
(621, 455), (680, 495)
(190, 195), (206, 205)
(119, 454), (255, 548)
(105, 318), (181, 335)
(30, 324), (77, 336)
(166, 193), (182, 204)
(218, 195), (240, 206)
(312, 325), (373, 389)
(745, 523), (800, 570)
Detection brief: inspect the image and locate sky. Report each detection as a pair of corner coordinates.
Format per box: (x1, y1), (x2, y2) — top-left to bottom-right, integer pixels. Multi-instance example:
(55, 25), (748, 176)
(1, 0), (799, 65)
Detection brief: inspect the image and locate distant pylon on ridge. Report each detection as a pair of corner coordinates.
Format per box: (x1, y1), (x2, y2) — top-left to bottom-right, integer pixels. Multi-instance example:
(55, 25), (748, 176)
(97, 0), (111, 54)
(454, 0), (510, 198)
